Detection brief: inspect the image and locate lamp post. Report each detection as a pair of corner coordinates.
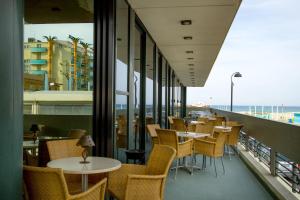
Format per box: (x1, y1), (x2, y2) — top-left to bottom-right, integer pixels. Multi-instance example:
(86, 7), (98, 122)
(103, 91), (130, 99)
(230, 72), (242, 112)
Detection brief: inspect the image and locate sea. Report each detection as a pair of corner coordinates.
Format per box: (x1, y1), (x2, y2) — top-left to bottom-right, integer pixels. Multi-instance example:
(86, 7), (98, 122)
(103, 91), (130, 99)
(211, 105), (300, 113)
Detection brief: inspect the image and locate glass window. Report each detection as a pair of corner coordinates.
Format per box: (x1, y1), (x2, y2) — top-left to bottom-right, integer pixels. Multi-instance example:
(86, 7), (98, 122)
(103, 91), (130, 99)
(23, 0), (94, 166)
(161, 58), (167, 127)
(132, 26), (142, 149)
(115, 0), (129, 161)
(115, 94), (128, 162)
(146, 36), (155, 125)
(116, 0), (129, 92)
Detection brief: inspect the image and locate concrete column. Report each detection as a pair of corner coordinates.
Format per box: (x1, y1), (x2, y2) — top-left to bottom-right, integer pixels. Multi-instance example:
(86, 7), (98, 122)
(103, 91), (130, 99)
(0, 0), (23, 199)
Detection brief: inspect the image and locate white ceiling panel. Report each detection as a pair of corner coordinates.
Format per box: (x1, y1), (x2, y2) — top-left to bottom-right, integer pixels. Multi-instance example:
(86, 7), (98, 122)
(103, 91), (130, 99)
(128, 0), (241, 87)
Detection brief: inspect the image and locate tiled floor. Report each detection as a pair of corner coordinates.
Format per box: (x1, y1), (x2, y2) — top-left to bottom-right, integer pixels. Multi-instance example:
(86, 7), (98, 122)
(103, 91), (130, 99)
(165, 155), (274, 200)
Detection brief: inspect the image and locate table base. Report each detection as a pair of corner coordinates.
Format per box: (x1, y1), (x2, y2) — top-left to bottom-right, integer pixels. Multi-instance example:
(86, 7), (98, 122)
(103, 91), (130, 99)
(82, 174), (88, 192)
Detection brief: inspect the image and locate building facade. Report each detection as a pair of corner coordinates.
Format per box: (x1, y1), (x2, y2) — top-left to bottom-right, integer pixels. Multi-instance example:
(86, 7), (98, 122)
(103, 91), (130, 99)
(24, 38), (93, 91)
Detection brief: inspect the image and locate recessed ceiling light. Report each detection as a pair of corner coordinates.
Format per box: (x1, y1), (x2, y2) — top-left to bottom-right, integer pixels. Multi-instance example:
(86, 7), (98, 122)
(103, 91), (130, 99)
(180, 20), (192, 25)
(183, 36), (192, 40)
(188, 64), (194, 66)
(186, 50), (194, 54)
(187, 58), (194, 60)
(117, 38), (122, 41)
(51, 7), (61, 12)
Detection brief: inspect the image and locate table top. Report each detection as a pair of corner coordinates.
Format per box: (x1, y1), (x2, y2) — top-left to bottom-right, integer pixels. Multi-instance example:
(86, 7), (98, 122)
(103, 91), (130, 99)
(47, 157), (121, 174)
(214, 126), (232, 132)
(189, 121), (205, 125)
(177, 131), (210, 139)
(23, 141), (39, 149)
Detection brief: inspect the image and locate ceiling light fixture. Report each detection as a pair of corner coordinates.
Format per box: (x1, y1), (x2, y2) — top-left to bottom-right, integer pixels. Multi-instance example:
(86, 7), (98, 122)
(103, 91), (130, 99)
(186, 50), (194, 54)
(187, 58), (194, 60)
(188, 64), (194, 66)
(180, 20), (192, 25)
(183, 36), (193, 40)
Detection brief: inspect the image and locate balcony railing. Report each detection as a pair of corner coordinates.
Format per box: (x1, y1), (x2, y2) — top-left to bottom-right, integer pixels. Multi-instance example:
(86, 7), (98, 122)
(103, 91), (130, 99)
(210, 108), (300, 194)
(31, 47), (47, 53)
(30, 59), (47, 65)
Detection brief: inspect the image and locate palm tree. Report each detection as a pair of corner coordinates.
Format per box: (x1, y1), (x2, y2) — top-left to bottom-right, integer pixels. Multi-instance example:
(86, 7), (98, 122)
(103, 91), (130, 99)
(80, 41), (90, 88)
(69, 35), (81, 90)
(43, 36), (57, 79)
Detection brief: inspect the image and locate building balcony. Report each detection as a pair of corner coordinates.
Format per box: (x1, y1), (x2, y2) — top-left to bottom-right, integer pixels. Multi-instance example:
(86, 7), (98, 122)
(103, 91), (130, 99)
(31, 47), (47, 53)
(30, 70), (47, 75)
(30, 59), (47, 65)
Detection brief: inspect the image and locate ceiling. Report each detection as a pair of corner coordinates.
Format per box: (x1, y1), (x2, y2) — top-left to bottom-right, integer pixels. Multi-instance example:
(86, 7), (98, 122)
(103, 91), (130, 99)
(128, 0), (241, 87)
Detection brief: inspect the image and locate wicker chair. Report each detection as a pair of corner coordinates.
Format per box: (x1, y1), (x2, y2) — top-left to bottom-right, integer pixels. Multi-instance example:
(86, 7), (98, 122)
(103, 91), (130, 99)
(23, 165), (106, 200)
(156, 129), (193, 179)
(195, 123), (214, 135)
(146, 124), (160, 146)
(197, 117), (209, 123)
(225, 122), (243, 159)
(68, 129), (86, 139)
(215, 116), (226, 126)
(172, 118), (186, 132)
(108, 145), (176, 200)
(168, 116), (174, 129)
(193, 131), (227, 177)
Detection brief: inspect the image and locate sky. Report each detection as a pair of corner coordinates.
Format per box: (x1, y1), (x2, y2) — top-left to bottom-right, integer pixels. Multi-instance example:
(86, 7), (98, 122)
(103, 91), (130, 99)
(187, 0), (300, 106)
(24, 0), (300, 106)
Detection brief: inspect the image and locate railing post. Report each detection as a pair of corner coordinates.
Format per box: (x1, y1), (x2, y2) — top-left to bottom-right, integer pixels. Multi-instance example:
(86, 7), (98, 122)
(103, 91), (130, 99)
(292, 163), (298, 193)
(270, 149), (277, 176)
(245, 134), (249, 152)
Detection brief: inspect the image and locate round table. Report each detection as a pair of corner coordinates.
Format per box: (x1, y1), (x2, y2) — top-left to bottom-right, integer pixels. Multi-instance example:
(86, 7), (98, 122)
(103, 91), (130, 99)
(47, 157), (121, 191)
(214, 126), (232, 132)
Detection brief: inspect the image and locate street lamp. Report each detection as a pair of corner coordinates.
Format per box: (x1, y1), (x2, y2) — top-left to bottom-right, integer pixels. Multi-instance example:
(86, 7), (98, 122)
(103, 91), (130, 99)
(230, 72), (242, 111)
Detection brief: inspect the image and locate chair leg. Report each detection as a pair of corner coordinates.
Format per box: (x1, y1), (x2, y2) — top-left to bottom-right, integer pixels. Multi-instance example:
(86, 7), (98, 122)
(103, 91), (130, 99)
(228, 145), (232, 160)
(213, 157), (217, 177)
(190, 155), (194, 175)
(221, 156), (225, 174)
(175, 159), (179, 179)
(210, 157), (212, 166)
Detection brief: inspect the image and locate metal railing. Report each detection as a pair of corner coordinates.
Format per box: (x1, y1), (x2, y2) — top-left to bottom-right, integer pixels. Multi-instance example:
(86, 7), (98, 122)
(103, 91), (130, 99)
(192, 107), (300, 194)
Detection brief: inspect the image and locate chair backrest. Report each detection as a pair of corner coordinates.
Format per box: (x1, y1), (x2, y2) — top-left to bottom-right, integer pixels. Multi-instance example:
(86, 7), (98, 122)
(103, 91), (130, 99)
(214, 131), (227, 157)
(68, 129), (86, 139)
(215, 116), (225, 126)
(146, 145), (176, 175)
(198, 117), (209, 123)
(172, 118), (186, 132)
(195, 123), (214, 135)
(227, 124), (243, 145)
(168, 116), (174, 125)
(156, 129), (178, 152)
(47, 139), (83, 160)
(146, 124), (160, 138)
(23, 166), (69, 200)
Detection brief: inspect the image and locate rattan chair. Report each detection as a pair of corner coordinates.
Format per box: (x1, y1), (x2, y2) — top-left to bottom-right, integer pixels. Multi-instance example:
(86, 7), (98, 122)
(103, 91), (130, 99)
(68, 129), (86, 139)
(215, 116), (226, 126)
(108, 145), (176, 200)
(193, 131), (227, 177)
(172, 118), (186, 132)
(225, 121), (243, 159)
(168, 116), (174, 129)
(197, 117), (209, 123)
(146, 124), (160, 146)
(23, 165), (106, 200)
(195, 123), (214, 135)
(156, 129), (193, 179)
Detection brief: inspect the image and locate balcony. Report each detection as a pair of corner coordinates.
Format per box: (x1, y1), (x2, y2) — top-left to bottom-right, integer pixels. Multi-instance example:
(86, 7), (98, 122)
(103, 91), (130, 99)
(31, 47), (47, 53)
(30, 59), (47, 65)
(30, 70), (47, 75)
(165, 156), (273, 200)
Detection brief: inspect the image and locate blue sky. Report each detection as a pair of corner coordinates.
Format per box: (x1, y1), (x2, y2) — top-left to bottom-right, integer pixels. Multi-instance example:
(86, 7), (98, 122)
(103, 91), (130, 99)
(187, 0), (300, 106)
(24, 0), (300, 106)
